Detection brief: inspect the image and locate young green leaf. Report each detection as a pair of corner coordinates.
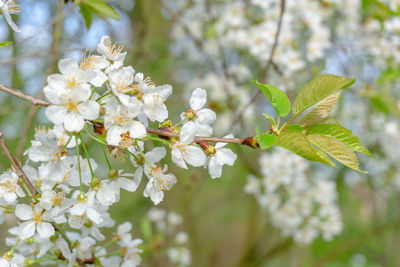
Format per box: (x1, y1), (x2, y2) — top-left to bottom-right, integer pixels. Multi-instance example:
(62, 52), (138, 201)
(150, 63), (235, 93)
(0, 41), (12, 47)
(83, 0), (120, 20)
(286, 124), (303, 132)
(276, 129), (335, 166)
(293, 74), (355, 115)
(299, 91), (341, 127)
(307, 134), (367, 173)
(306, 124), (373, 157)
(253, 80), (291, 117)
(255, 127), (276, 150)
(262, 113), (276, 126)
(80, 3), (93, 29)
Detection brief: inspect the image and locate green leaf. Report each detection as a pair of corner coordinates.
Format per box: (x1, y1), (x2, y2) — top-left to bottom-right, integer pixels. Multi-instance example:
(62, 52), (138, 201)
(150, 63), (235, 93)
(253, 80), (291, 117)
(369, 92), (400, 118)
(83, 0), (120, 20)
(80, 3), (93, 29)
(262, 113), (276, 125)
(307, 134), (367, 173)
(255, 127), (276, 150)
(306, 124), (373, 157)
(293, 74), (355, 115)
(286, 125), (302, 132)
(378, 66), (400, 84)
(0, 41), (12, 47)
(319, 118), (341, 125)
(276, 129), (336, 166)
(299, 91), (341, 127)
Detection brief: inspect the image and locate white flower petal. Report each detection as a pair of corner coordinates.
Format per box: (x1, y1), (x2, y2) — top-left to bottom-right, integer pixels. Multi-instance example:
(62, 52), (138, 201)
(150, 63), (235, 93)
(143, 181), (164, 205)
(216, 148), (237, 166)
(15, 204), (33, 220)
(58, 58), (78, 75)
(86, 208), (103, 224)
(63, 112), (85, 132)
(196, 108), (216, 125)
(106, 125), (124, 146)
(180, 121), (198, 144)
(37, 222), (55, 239)
(190, 88), (207, 111)
(18, 221), (35, 239)
(3, 7), (20, 32)
(129, 121), (147, 139)
(208, 157), (223, 179)
(70, 203), (86, 216)
(118, 177), (138, 192)
(45, 106), (67, 125)
(184, 146), (206, 167)
(90, 71), (108, 87)
(3, 192), (16, 203)
(77, 100), (100, 120)
(118, 222), (132, 234)
(171, 146), (187, 169)
(146, 147), (166, 163)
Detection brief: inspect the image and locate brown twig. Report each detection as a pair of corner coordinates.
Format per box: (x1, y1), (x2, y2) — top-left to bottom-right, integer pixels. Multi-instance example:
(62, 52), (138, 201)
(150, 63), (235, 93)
(146, 127), (258, 147)
(0, 132), (39, 196)
(0, 84), (50, 106)
(230, 0), (287, 128)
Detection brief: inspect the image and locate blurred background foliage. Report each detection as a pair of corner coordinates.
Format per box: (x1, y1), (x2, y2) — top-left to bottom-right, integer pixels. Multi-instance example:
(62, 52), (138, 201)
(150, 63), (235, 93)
(0, 0), (400, 266)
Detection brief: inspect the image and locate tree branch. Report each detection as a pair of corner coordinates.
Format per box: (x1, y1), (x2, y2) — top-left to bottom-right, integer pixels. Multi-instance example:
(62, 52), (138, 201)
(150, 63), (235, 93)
(0, 84), (260, 149)
(230, 0), (287, 128)
(0, 84), (50, 106)
(0, 132), (39, 196)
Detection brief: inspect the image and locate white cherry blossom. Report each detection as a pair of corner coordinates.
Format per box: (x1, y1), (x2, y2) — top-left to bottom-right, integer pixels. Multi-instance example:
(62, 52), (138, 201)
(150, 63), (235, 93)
(15, 204), (55, 239)
(143, 84), (172, 122)
(180, 88), (216, 144)
(103, 97), (146, 146)
(206, 135), (237, 178)
(171, 141), (206, 169)
(0, 171), (25, 203)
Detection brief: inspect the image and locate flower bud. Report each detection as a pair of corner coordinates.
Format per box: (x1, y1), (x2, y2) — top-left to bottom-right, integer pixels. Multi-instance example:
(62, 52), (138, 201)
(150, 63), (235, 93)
(108, 169), (119, 178)
(50, 232), (59, 242)
(198, 140), (216, 154)
(84, 220), (93, 228)
(77, 193), (87, 203)
(3, 251), (13, 261)
(184, 109), (196, 120)
(25, 237), (35, 245)
(160, 120), (172, 128)
(90, 177), (101, 190)
(71, 241), (79, 249)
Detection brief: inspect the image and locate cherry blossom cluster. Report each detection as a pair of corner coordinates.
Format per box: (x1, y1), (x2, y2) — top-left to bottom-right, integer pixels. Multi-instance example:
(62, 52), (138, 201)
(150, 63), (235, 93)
(147, 208), (191, 266)
(245, 148), (343, 244)
(0, 35), (237, 266)
(325, 0), (400, 68)
(163, 0), (337, 131)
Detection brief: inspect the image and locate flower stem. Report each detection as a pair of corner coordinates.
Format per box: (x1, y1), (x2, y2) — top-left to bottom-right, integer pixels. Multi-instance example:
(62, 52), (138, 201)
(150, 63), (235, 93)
(83, 130), (107, 145)
(144, 135), (171, 146)
(75, 134), (83, 193)
(135, 141), (152, 168)
(78, 133), (95, 182)
(102, 144), (112, 170)
(0, 204), (14, 211)
(53, 222), (72, 248)
(11, 239), (20, 253)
